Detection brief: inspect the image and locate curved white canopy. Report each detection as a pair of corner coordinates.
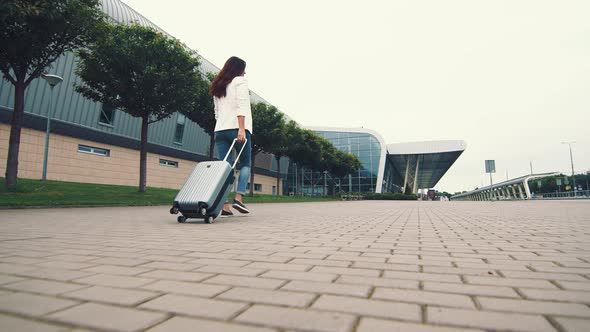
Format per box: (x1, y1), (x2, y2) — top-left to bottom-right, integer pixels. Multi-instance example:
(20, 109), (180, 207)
(387, 140), (467, 155)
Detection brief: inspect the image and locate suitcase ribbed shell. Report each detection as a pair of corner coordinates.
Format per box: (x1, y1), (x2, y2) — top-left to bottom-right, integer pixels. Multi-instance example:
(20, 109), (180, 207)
(174, 161), (232, 209)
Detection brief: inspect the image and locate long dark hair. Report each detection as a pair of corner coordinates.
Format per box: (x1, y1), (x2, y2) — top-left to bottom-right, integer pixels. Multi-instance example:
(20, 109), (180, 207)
(210, 56), (246, 98)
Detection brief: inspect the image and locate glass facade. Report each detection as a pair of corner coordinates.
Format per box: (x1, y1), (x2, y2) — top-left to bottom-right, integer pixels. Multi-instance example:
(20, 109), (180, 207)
(382, 157), (404, 193)
(285, 130), (386, 195)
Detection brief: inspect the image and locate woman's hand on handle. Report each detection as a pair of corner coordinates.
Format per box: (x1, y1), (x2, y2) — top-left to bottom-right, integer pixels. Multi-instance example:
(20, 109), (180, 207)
(237, 128), (246, 143)
(237, 115), (246, 143)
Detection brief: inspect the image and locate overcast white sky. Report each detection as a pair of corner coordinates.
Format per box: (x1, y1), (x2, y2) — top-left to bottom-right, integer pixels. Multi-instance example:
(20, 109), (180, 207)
(123, 0), (589, 193)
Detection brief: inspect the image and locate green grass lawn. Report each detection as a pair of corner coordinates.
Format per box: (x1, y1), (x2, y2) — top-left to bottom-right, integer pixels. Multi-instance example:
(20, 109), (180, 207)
(0, 178), (338, 207)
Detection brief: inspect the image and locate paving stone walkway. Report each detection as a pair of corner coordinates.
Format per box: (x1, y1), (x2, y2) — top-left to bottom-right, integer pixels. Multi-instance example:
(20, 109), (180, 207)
(0, 200), (589, 332)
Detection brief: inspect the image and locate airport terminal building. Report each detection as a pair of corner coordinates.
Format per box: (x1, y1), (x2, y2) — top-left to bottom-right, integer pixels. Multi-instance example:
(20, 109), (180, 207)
(286, 127), (466, 195)
(0, 0), (465, 195)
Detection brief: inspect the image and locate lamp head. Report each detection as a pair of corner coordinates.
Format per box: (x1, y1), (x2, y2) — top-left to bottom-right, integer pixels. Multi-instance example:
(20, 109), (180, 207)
(41, 74), (63, 88)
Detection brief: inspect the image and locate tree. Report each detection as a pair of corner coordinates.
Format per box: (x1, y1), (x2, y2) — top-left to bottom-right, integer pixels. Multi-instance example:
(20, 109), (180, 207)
(280, 124), (361, 196)
(317, 136), (338, 196)
(182, 71), (216, 160)
(526, 172), (590, 194)
(278, 129), (322, 195)
(271, 120), (293, 195)
(330, 150), (361, 194)
(304, 132), (326, 195)
(282, 122), (307, 194)
(250, 102), (285, 196)
(341, 152), (362, 190)
(284, 127), (307, 194)
(0, 0), (105, 189)
(438, 191), (453, 198)
(75, 23), (204, 192)
(300, 132), (361, 196)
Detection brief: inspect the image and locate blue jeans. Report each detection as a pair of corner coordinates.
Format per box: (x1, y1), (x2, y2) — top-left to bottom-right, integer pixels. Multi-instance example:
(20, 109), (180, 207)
(215, 129), (251, 197)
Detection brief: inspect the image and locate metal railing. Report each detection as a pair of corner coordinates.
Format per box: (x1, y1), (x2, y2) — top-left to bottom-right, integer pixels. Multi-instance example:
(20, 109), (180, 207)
(539, 190), (590, 199)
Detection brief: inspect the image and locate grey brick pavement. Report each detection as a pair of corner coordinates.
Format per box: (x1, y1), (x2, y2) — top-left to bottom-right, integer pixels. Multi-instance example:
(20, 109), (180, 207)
(0, 200), (589, 331)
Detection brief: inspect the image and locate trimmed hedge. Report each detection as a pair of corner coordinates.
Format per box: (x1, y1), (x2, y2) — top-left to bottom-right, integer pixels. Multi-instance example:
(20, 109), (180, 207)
(365, 193), (417, 200)
(340, 192), (418, 201)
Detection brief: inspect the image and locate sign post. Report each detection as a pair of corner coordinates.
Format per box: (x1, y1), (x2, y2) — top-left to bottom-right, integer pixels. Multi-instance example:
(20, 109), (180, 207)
(485, 160), (496, 186)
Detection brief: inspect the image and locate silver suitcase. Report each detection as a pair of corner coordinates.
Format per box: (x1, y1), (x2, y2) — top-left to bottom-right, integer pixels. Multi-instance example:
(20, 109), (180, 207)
(170, 139), (247, 224)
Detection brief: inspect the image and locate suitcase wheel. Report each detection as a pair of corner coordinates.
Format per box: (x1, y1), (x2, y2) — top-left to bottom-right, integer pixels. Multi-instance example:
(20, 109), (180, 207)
(205, 216), (214, 224)
(170, 207), (179, 214)
(177, 216), (187, 223)
(200, 208), (207, 216)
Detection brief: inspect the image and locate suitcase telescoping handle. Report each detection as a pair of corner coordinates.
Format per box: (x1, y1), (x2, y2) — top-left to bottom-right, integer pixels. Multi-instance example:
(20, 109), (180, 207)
(222, 138), (248, 170)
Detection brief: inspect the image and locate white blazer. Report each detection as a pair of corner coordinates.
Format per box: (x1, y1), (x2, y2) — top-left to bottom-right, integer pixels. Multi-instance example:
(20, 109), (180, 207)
(213, 76), (253, 134)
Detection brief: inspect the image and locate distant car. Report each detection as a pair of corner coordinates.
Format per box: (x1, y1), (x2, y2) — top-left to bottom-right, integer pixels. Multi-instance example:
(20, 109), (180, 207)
(427, 189), (436, 200)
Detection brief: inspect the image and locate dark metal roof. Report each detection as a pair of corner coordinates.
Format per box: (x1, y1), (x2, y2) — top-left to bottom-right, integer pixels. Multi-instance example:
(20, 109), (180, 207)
(386, 140), (466, 189)
(387, 150), (465, 189)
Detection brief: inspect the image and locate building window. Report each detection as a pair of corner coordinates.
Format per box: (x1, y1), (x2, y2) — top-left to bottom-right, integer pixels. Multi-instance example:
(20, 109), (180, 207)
(99, 103), (115, 126)
(159, 159), (179, 168)
(78, 144), (110, 157)
(174, 114), (186, 144)
(247, 183), (262, 192)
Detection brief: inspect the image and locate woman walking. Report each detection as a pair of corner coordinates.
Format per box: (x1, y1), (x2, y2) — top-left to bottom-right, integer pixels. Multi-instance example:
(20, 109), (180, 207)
(210, 56), (252, 215)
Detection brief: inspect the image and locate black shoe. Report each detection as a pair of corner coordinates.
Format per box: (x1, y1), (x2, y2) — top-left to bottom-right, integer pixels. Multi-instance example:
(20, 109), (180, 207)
(232, 199), (250, 214)
(221, 209), (233, 216)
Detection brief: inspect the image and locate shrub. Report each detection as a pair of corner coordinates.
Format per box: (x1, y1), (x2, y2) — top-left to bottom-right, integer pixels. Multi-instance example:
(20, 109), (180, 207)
(340, 192), (418, 200)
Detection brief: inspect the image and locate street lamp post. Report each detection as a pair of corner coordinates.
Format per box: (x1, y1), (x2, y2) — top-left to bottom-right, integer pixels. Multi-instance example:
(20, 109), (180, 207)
(41, 74), (63, 181)
(561, 141), (576, 196)
(323, 170), (327, 197)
